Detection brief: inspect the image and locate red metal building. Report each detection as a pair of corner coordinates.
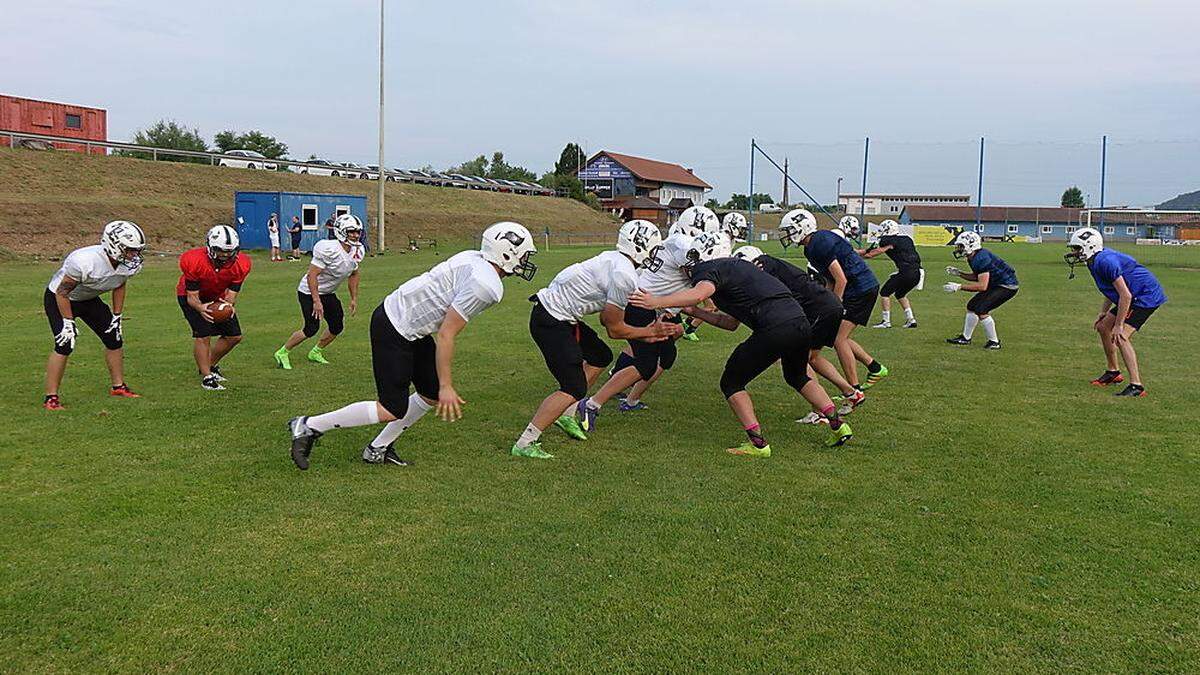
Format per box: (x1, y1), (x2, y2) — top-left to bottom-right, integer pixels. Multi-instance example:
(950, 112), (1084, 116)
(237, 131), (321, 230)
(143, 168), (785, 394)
(0, 94), (107, 154)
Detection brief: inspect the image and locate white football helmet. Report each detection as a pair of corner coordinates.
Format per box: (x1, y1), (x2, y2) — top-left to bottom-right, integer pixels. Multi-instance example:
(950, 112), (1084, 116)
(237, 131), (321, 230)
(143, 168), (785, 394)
(617, 220), (663, 269)
(333, 213), (364, 244)
(878, 219), (900, 237)
(1065, 226), (1104, 272)
(672, 206), (719, 239)
(101, 220), (147, 272)
(721, 212), (749, 242)
(732, 245), (764, 262)
(683, 231), (732, 269)
(480, 221), (538, 280)
(838, 215), (861, 238)
(779, 208), (818, 248)
(952, 231), (982, 259)
(206, 224), (240, 268)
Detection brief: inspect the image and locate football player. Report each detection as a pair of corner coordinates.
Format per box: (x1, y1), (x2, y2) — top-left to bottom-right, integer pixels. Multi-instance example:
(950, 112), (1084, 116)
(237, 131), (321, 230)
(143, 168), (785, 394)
(835, 215), (865, 250)
(289, 222), (537, 469)
(176, 225), (252, 390)
(731, 245), (866, 422)
(1065, 227), (1167, 396)
(512, 220), (679, 459)
(863, 219), (922, 328)
(274, 214), (364, 370)
(631, 232), (853, 455)
(944, 231), (1018, 349)
(43, 220), (147, 410)
(673, 206), (720, 342)
(780, 209), (889, 393)
(721, 211), (750, 243)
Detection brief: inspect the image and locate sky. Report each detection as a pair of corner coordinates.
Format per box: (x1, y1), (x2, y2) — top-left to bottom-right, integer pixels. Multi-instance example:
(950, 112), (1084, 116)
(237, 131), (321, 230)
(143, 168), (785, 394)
(4, 0), (1200, 206)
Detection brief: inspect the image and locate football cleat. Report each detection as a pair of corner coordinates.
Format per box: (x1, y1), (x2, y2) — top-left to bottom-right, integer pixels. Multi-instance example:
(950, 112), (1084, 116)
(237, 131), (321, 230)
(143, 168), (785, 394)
(288, 416), (322, 470)
(834, 386), (865, 401)
(863, 364), (889, 389)
(1115, 384), (1147, 398)
(43, 394), (64, 411)
(510, 441), (554, 459)
(903, 319), (919, 328)
(274, 347), (292, 370)
(871, 321), (891, 329)
(838, 389), (866, 416)
(795, 411), (828, 425)
(362, 443), (410, 466)
(681, 331), (700, 342)
(554, 415), (587, 441)
(307, 345), (330, 365)
(946, 335), (971, 345)
(1091, 370), (1124, 386)
(110, 384), (140, 398)
(201, 375), (225, 391)
(825, 422), (853, 447)
(575, 399), (598, 432)
(618, 400), (649, 412)
(983, 340), (1002, 350)
(209, 364), (228, 382)
(727, 442), (771, 457)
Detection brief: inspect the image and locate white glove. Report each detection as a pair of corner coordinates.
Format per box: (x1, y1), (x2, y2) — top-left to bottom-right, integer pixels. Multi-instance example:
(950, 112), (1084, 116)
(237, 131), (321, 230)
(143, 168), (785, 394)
(55, 318), (77, 350)
(945, 265), (962, 276)
(943, 282), (962, 293)
(105, 313), (123, 342)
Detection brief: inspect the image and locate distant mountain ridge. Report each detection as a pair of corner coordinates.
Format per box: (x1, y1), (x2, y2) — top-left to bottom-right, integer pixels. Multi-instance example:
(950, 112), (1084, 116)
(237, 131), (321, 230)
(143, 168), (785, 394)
(1157, 189), (1200, 210)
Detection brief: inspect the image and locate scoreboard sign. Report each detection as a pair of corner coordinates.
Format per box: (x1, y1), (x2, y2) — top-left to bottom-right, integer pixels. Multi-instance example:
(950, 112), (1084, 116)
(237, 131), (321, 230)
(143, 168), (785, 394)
(583, 179), (613, 199)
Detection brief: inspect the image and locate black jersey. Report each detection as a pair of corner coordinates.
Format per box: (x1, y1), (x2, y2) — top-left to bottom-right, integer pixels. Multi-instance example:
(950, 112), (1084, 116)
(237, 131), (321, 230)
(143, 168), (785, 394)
(877, 235), (922, 272)
(689, 258), (805, 331)
(755, 255), (842, 315)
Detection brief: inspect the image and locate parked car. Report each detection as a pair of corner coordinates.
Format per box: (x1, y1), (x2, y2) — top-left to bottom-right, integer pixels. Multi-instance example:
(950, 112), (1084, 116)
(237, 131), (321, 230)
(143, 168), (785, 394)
(291, 159), (340, 177)
(389, 167), (415, 183)
(219, 149), (277, 170)
(758, 203), (783, 213)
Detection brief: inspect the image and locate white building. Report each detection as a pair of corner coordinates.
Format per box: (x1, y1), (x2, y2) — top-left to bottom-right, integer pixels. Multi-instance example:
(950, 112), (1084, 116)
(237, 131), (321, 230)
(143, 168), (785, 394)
(839, 193), (971, 216)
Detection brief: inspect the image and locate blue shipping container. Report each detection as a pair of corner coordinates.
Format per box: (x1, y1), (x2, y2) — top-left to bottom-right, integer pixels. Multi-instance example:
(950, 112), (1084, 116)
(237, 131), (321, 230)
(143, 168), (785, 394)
(234, 191), (369, 252)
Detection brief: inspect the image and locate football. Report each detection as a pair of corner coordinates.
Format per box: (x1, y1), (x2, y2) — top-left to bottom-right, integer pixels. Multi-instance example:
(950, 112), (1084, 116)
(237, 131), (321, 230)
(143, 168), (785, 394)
(208, 300), (234, 323)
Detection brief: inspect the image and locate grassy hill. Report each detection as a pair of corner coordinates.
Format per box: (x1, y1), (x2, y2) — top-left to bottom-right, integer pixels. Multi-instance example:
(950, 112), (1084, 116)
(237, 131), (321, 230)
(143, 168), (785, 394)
(0, 148), (618, 256)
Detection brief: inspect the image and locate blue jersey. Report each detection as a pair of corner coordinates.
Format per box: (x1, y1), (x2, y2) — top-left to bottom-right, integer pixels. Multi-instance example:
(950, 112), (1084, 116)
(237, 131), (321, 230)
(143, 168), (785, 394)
(804, 229), (878, 298)
(968, 249), (1018, 289)
(1088, 248), (1167, 309)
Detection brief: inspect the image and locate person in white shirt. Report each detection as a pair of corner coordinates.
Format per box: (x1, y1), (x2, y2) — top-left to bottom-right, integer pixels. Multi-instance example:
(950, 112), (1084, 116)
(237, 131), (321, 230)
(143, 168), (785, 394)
(273, 214), (364, 370)
(511, 220), (680, 459)
(289, 222), (538, 469)
(267, 213), (282, 262)
(43, 221), (147, 410)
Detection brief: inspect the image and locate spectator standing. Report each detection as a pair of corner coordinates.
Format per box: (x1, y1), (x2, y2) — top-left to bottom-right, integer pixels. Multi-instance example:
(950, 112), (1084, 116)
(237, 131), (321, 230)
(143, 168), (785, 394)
(288, 216), (304, 260)
(267, 213), (283, 262)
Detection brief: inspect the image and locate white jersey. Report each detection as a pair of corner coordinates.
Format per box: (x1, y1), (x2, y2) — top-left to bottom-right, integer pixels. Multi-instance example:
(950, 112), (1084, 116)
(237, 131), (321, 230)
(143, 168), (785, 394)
(637, 233), (693, 315)
(47, 245), (139, 301)
(299, 239), (363, 295)
(536, 250), (638, 323)
(383, 250), (503, 340)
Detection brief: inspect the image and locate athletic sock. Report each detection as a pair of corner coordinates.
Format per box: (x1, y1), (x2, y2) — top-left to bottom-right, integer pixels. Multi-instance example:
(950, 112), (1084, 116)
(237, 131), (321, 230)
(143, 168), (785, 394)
(962, 312), (980, 339)
(880, 310), (891, 323)
(584, 397), (601, 412)
(370, 394), (432, 447)
(307, 400), (380, 432)
(981, 316), (998, 342)
(904, 307), (915, 321)
(820, 404), (843, 428)
(866, 360), (882, 375)
(515, 422), (542, 449)
(624, 397), (640, 406)
(745, 424), (768, 449)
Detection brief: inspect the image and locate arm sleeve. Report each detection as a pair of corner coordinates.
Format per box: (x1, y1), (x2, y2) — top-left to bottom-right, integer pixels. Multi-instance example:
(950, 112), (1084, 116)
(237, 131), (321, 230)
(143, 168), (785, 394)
(1093, 256), (1119, 284)
(606, 268), (637, 307)
(233, 255), (252, 284)
(61, 252), (87, 284)
(450, 277), (498, 323)
(310, 242), (330, 269)
(969, 251), (989, 274)
(689, 264), (722, 290)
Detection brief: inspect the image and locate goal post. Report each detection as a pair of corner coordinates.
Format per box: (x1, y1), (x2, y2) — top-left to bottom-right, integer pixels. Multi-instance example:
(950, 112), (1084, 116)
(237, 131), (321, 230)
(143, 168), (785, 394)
(1079, 208), (1200, 267)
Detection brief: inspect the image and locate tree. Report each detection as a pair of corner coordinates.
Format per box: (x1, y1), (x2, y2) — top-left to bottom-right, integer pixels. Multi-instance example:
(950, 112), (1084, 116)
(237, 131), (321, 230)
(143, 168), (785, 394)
(554, 143), (586, 177)
(724, 193), (776, 210)
(449, 154), (489, 176)
(119, 120), (208, 163)
(704, 198), (721, 209)
(446, 151), (537, 182)
(1061, 186), (1085, 208)
(213, 130), (288, 159)
(539, 172), (585, 201)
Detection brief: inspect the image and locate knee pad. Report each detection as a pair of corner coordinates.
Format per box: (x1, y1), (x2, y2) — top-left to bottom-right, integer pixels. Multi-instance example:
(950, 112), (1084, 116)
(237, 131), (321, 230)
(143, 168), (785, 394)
(613, 351), (636, 374)
(632, 351), (658, 381)
(584, 341), (613, 369)
(719, 370), (745, 399)
(326, 316), (344, 336)
(559, 376), (588, 401)
(659, 342), (678, 370)
(54, 341), (74, 357)
(302, 320), (320, 338)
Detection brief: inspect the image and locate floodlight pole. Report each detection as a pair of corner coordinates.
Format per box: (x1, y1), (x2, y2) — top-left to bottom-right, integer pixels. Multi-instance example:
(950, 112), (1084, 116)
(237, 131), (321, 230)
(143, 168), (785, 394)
(376, 0), (386, 252)
(748, 138), (756, 240)
(859, 137), (869, 223)
(1099, 135), (1107, 228)
(976, 136), (985, 227)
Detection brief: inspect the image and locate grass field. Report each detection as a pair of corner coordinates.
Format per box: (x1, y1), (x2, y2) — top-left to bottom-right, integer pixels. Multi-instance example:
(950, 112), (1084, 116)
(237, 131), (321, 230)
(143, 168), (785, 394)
(1, 242), (1198, 671)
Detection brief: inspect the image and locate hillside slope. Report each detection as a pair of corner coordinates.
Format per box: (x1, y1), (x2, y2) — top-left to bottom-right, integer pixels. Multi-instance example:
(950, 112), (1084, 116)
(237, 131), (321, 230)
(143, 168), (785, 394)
(0, 148), (617, 256)
(1157, 189), (1200, 211)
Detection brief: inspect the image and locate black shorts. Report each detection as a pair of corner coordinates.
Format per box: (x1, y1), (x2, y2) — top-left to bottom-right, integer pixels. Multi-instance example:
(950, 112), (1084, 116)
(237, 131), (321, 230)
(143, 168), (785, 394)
(370, 304), (438, 418)
(178, 296), (242, 338)
(622, 305), (679, 380)
(880, 269), (921, 299)
(967, 286), (1018, 315)
(841, 287), (879, 326)
(298, 291), (345, 337)
(1109, 304), (1158, 331)
(529, 300), (613, 399)
(719, 318), (812, 398)
(43, 289), (122, 356)
(806, 300), (843, 349)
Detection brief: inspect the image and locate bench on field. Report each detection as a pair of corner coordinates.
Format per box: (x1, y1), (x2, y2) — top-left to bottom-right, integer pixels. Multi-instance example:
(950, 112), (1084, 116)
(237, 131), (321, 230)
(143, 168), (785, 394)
(408, 237), (438, 251)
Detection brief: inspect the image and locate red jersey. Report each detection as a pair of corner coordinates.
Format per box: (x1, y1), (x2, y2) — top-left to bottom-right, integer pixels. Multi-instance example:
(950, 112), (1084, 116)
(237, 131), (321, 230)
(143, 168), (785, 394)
(175, 248), (252, 301)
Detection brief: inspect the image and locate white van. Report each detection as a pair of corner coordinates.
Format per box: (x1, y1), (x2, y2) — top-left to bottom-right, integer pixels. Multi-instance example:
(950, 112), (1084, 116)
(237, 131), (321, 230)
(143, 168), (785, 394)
(758, 203), (783, 213)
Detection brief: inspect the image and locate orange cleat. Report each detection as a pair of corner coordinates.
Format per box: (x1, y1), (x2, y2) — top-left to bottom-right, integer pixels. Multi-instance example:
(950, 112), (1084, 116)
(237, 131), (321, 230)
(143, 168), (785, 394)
(110, 384), (141, 398)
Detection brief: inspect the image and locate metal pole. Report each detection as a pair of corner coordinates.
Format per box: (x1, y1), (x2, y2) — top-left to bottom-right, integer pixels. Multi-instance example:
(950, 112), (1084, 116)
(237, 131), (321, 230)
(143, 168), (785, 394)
(1099, 135), (1107, 229)
(376, 0), (386, 252)
(836, 177), (842, 208)
(748, 139), (756, 241)
(859, 137), (869, 224)
(975, 136), (985, 227)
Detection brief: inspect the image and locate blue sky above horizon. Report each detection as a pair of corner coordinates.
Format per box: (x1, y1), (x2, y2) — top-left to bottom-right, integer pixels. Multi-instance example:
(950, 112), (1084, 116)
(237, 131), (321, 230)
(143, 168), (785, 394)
(5, 0), (1199, 206)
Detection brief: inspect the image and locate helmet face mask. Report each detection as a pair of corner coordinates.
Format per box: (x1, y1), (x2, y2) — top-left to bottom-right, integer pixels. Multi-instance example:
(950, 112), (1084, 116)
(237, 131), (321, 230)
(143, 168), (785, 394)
(952, 231), (981, 259)
(480, 222), (538, 280)
(779, 209), (817, 248)
(721, 212), (749, 242)
(206, 225), (240, 268)
(617, 220), (663, 269)
(102, 220), (147, 272)
(839, 216), (861, 238)
(1064, 227), (1103, 277)
(333, 214), (364, 244)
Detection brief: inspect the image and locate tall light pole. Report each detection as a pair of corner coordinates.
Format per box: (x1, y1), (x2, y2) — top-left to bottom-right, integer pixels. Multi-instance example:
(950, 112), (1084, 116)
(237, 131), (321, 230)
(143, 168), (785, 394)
(376, 0), (386, 252)
(836, 176), (843, 209)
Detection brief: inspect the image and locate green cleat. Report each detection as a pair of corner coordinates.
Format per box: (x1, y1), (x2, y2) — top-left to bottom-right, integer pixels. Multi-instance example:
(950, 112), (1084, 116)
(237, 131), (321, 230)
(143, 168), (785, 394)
(862, 363), (889, 389)
(681, 331), (700, 342)
(511, 441), (554, 459)
(726, 442), (771, 457)
(825, 421), (853, 447)
(554, 415), (587, 440)
(274, 346), (292, 370)
(307, 345), (330, 365)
